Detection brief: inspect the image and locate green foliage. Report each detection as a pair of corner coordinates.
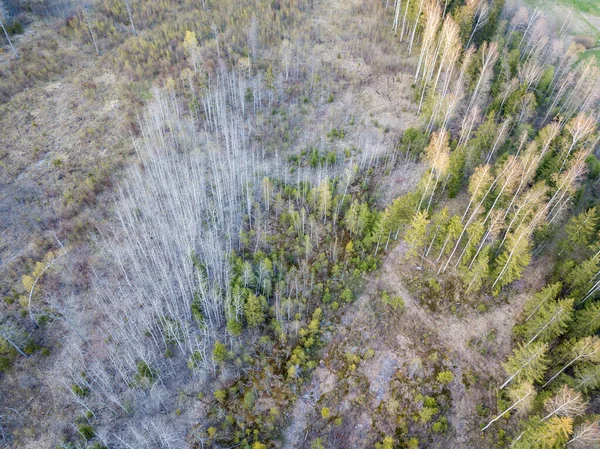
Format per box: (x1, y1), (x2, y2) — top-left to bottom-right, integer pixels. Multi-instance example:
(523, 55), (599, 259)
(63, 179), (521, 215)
(6, 21), (24, 35)
(571, 301), (600, 337)
(564, 207), (598, 252)
(340, 287), (354, 302)
(381, 291), (405, 311)
(0, 356), (12, 372)
(135, 360), (157, 384)
(437, 371), (454, 384)
(311, 438), (325, 449)
(516, 297), (574, 345)
(244, 294), (265, 328)
(321, 407), (330, 419)
(71, 384), (89, 398)
(397, 127), (428, 160)
(227, 318), (243, 336)
(212, 341), (228, 363)
(447, 147), (466, 198)
(492, 233), (532, 295)
(326, 127), (346, 141)
(503, 342), (549, 386)
(432, 416), (448, 433)
(214, 389), (227, 403)
(405, 211), (430, 260)
(77, 423), (95, 440)
(586, 154), (600, 178)
(375, 436), (394, 449)
(418, 397), (439, 423)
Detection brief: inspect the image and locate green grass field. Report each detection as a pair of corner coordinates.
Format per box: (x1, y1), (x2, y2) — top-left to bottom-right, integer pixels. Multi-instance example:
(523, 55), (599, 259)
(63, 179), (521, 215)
(525, 0), (600, 34)
(565, 0), (600, 16)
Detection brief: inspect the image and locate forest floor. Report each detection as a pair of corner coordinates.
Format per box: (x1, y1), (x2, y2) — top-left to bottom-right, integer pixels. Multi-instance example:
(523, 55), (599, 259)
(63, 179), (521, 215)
(283, 238), (538, 448)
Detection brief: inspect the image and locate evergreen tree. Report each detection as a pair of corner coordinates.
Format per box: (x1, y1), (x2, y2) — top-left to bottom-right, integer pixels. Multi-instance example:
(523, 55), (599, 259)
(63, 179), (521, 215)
(566, 257), (599, 300)
(564, 207), (598, 253)
(543, 336), (600, 388)
(571, 301), (600, 338)
(405, 211), (430, 261)
(245, 294), (265, 328)
(573, 363), (600, 394)
(516, 297), (573, 345)
(492, 231), (532, 295)
(462, 245), (490, 293)
(446, 146), (466, 198)
(514, 417), (573, 449)
(501, 342), (549, 388)
(522, 283), (562, 323)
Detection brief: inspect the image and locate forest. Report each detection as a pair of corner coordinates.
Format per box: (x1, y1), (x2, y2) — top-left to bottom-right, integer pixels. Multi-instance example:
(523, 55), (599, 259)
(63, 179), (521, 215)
(1, 0), (600, 447)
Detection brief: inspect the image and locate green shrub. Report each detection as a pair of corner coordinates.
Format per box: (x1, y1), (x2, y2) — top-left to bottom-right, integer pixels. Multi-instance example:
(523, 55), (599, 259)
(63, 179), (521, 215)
(213, 389), (227, 402)
(0, 356), (12, 372)
(432, 416), (448, 433)
(311, 438), (324, 449)
(212, 341), (228, 363)
(135, 360), (157, 384)
(226, 318), (243, 336)
(437, 371), (454, 384)
(71, 384), (89, 398)
(382, 291), (405, 311)
(7, 21), (23, 35)
(77, 423), (94, 440)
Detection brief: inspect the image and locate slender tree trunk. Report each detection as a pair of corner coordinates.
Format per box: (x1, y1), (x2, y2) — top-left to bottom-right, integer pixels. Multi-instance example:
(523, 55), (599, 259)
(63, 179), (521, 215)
(0, 19), (17, 59)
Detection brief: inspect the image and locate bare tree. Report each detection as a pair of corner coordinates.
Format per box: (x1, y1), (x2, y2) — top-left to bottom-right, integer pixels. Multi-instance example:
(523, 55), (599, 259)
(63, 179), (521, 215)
(0, 3), (17, 58)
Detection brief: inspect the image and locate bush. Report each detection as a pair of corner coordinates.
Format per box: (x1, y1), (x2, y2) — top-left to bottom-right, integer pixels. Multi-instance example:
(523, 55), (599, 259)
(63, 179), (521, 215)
(226, 318), (243, 336)
(311, 438), (324, 449)
(0, 356), (12, 372)
(7, 21), (23, 35)
(77, 423), (94, 440)
(321, 407), (330, 419)
(432, 416), (448, 433)
(340, 288), (354, 302)
(71, 384), (89, 398)
(213, 389), (227, 402)
(437, 371), (454, 384)
(382, 291), (405, 311)
(212, 341), (228, 363)
(135, 360), (157, 384)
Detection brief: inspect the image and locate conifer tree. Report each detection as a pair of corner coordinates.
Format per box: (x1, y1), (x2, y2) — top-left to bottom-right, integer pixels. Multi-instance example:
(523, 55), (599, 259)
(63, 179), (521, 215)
(492, 231), (532, 295)
(517, 297), (573, 346)
(522, 283), (562, 323)
(543, 336), (600, 388)
(564, 207), (598, 252)
(570, 301), (600, 338)
(405, 211), (430, 262)
(501, 342), (548, 389)
(514, 417), (573, 449)
(573, 363), (600, 394)
(566, 257), (599, 300)
(462, 245), (490, 292)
